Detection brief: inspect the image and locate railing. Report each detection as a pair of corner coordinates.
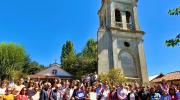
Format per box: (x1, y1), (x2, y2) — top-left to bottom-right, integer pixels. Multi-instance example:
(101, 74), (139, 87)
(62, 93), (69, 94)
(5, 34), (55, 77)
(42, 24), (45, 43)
(115, 22), (123, 28)
(115, 22), (135, 30)
(127, 23), (135, 30)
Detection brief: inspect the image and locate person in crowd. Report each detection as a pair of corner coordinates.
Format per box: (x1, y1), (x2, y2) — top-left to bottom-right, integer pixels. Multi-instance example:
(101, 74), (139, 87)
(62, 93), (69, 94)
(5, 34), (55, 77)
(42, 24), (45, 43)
(117, 84), (128, 100)
(24, 77), (30, 88)
(15, 87), (28, 100)
(2, 87), (14, 100)
(0, 80), (8, 96)
(50, 84), (62, 100)
(160, 90), (171, 100)
(133, 81), (140, 89)
(13, 78), (25, 95)
(96, 83), (103, 100)
(9, 78), (15, 89)
(100, 84), (110, 100)
(75, 85), (86, 100)
(27, 80), (35, 100)
(127, 85), (138, 100)
(169, 87), (178, 100)
(39, 82), (51, 100)
(110, 85), (117, 100)
(31, 87), (40, 100)
(176, 85), (180, 100)
(87, 86), (97, 100)
(149, 87), (161, 100)
(138, 86), (150, 100)
(69, 83), (75, 99)
(161, 79), (169, 92)
(155, 84), (163, 95)
(64, 82), (71, 99)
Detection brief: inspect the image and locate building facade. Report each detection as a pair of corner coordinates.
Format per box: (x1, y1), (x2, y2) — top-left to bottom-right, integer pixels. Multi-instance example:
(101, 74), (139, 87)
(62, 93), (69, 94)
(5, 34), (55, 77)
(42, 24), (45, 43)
(97, 0), (148, 84)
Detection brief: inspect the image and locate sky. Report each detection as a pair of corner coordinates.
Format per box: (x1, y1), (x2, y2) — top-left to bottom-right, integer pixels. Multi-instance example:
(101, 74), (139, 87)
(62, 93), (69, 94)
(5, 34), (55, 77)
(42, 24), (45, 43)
(0, 0), (179, 76)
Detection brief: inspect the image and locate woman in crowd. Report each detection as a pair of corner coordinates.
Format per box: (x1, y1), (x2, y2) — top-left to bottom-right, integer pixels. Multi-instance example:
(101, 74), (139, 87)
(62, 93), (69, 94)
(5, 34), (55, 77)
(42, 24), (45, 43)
(75, 85), (86, 100)
(169, 87), (178, 100)
(149, 87), (161, 100)
(31, 87), (40, 100)
(109, 85), (117, 100)
(15, 87), (28, 100)
(117, 84), (128, 100)
(13, 78), (25, 96)
(2, 87), (14, 100)
(50, 84), (62, 100)
(127, 85), (138, 100)
(0, 80), (7, 96)
(87, 86), (97, 100)
(27, 80), (35, 100)
(100, 84), (110, 100)
(160, 90), (171, 100)
(39, 82), (51, 100)
(176, 86), (180, 100)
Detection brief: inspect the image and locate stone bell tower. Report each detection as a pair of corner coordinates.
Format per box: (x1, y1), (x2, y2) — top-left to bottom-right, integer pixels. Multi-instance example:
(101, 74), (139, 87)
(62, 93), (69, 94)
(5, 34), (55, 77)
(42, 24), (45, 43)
(97, 0), (148, 84)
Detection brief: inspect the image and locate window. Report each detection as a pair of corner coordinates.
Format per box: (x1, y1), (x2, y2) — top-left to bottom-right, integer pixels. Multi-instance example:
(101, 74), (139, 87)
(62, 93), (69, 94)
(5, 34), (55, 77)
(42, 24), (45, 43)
(52, 69), (57, 75)
(119, 51), (137, 77)
(126, 11), (131, 23)
(124, 42), (130, 47)
(115, 9), (122, 22)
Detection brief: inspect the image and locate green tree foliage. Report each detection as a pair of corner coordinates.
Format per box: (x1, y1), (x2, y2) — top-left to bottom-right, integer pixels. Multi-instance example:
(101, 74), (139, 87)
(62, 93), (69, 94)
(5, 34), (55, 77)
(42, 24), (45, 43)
(60, 39), (98, 78)
(166, 6), (180, 47)
(0, 42), (26, 80)
(72, 39), (97, 78)
(0, 42), (45, 80)
(60, 41), (76, 73)
(99, 68), (126, 84)
(83, 39), (97, 61)
(23, 57), (45, 75)
(168, 6), (180, 15)
(81, 39), (97, 74)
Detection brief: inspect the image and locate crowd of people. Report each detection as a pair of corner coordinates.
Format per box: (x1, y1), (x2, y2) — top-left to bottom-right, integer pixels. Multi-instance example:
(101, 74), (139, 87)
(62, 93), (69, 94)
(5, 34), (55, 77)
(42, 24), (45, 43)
(0, 76), (179, 100)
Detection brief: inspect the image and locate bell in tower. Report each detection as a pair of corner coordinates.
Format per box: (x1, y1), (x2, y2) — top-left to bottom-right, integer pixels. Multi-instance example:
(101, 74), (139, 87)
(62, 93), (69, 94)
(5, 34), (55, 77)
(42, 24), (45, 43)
(97, 0), (148, 84)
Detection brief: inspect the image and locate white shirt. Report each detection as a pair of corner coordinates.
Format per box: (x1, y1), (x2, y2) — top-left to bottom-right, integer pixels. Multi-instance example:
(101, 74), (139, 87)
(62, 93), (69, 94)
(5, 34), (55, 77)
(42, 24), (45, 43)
(89, 92), (97, 100)
(0, 88), (6, 95)
(69, 89), (74, 98)
(32, 92), (40, 100)
(101, 90), (110, 100)
(117, 88), (128, 100)
(130, 93), (135, 100)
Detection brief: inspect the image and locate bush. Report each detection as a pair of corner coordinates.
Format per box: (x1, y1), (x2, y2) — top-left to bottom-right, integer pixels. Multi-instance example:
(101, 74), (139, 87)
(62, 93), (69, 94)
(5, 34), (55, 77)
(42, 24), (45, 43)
(99, 68), (126, 84)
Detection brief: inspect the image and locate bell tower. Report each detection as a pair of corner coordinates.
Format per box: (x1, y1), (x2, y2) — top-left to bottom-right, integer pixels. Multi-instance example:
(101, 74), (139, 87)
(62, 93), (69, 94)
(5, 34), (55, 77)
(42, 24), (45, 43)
(97, 0), (148, 84)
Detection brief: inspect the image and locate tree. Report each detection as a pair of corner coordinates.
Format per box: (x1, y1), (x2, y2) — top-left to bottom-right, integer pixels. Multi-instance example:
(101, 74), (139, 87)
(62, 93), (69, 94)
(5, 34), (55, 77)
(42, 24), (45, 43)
(61, 44), (67, 69)
(60, 40), (76, 73)
(99, 68), (126, 84)
(22, 57), (45, 75)
(0, 42), (26, 80)
(82, 39), (98, 74)
(166, 6), (180, 47)
(60, 39), (98, 78)
(83, 39), (97, 60)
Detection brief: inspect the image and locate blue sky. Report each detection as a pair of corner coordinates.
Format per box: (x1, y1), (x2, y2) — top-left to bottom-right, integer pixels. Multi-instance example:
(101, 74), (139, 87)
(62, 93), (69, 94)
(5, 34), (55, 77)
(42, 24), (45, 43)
(0, 0), (179, 76)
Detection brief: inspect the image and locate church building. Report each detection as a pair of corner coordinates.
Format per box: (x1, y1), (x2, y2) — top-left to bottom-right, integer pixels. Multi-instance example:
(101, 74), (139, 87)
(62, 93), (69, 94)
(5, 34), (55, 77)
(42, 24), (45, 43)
(97, 0), (148, 84)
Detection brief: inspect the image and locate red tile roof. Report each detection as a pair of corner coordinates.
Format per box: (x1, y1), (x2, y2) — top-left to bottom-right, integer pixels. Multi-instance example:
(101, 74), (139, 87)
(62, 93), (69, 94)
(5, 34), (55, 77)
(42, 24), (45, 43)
(151, 71), (180, 83)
